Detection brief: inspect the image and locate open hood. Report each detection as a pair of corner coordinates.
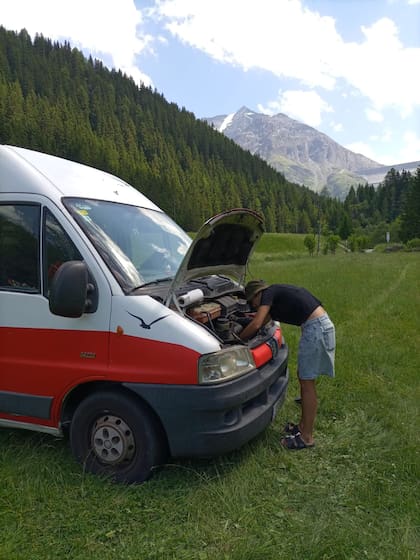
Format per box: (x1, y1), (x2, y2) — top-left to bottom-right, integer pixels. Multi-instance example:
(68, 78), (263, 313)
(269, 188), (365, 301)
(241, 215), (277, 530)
(167, 208), (264, 302)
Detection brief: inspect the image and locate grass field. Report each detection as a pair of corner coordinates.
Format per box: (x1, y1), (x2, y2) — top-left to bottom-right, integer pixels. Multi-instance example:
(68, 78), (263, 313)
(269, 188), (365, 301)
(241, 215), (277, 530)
(0, 244), (419, 559)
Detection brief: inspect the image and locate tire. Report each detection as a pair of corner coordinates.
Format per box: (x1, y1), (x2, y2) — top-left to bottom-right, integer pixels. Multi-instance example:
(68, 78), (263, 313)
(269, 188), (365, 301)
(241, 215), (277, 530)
(69, 390), (166, 484)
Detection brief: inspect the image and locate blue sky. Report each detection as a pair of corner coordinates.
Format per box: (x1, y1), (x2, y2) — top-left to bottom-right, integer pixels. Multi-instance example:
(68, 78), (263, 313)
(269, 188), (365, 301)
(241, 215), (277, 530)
(1, 0), (420, 165)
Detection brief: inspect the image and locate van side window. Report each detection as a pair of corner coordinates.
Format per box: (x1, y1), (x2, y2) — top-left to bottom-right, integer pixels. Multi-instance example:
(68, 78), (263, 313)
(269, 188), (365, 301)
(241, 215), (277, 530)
(0, 203), (40, 292)
(44, 209), (83, 295)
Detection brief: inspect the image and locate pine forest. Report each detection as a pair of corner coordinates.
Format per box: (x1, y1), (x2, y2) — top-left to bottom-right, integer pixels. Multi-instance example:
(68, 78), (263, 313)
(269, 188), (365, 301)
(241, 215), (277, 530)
(0, 27), (419, 243)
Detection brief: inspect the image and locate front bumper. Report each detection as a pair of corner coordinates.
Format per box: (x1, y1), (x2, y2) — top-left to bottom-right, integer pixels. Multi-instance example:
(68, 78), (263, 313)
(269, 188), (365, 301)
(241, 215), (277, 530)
(123, 343), (288, 457)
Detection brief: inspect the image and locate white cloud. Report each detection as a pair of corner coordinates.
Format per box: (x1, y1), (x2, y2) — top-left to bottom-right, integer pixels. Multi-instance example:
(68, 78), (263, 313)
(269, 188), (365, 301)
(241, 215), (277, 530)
(347, 129), (420, 165)
(330, 121), (343, 132)
(398, 131), (420, 162)
(334, 17), (420, 118)
(365, 108), (384, 122)
(0, 0), (154, 86)
(153, 1), (420, 117)
(258, 90), (333, 127)
(345, 141), (378, 160)
(370, 129), (393, 143)
(153, 0), (341, 89)
(2, 0), (419, 119)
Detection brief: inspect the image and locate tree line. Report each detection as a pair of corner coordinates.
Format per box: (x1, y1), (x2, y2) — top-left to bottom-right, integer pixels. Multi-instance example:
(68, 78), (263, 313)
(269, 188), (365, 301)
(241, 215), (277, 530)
(343, 168), (420, 245)
(0, 27), (418, 242)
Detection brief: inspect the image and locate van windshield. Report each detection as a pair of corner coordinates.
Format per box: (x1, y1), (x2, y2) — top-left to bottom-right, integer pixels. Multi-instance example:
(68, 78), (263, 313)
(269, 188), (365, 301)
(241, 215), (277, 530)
(64, 198), (191, 293)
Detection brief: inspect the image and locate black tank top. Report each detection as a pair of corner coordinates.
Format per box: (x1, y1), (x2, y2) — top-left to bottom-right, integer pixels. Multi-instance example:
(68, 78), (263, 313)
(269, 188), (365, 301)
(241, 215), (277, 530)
(260, 284), (322, 326)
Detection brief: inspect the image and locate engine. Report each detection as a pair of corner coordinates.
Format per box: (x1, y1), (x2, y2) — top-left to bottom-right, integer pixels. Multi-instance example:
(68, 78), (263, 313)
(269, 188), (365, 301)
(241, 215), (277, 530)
(185, 296), (251, 342)
(173, 276), (263, 344)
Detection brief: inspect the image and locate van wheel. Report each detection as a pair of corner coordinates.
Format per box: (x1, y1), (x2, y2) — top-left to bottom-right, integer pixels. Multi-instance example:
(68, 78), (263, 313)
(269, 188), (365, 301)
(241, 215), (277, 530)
(69, 390), (166, 484)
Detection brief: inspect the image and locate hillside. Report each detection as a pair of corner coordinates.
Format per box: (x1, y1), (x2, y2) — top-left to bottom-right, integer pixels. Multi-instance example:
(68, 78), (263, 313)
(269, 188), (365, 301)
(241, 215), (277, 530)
(1, 27), (418, 243)
(0, 26), (347, 235)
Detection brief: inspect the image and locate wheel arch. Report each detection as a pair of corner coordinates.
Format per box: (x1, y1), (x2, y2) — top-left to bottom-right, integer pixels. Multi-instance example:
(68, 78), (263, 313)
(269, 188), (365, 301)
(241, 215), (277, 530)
(60, 381), (169, 453)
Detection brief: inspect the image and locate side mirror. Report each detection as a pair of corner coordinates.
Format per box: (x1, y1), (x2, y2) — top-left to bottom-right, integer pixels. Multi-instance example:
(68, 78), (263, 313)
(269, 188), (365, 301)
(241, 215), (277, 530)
(49, 261), (93, 318)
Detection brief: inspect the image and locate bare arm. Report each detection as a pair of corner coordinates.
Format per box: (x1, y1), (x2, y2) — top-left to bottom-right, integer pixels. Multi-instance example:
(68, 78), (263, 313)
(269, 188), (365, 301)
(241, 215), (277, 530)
(239, 305), (271, 340)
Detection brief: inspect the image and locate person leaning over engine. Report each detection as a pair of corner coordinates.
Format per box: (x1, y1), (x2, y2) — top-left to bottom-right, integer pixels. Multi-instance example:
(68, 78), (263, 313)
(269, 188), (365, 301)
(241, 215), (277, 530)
(240, 280), (336, 450)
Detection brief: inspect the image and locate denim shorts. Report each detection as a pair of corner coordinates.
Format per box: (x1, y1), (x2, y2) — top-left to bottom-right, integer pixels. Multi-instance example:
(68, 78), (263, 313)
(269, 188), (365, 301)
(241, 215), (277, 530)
(297, 313), (336, 380)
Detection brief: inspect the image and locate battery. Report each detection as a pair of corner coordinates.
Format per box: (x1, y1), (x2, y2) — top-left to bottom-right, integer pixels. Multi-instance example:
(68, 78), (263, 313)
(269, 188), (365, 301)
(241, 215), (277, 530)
(186, 302), (222, 323)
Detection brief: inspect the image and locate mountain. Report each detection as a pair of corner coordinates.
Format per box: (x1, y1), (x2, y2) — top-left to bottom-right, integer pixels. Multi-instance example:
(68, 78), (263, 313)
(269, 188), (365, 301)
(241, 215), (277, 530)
(204, 107), (419, 198)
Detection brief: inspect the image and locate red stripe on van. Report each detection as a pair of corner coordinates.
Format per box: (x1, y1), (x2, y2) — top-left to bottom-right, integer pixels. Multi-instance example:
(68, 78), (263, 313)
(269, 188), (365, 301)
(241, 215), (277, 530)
(0, 326), (201, 426)
(0, 326), (200, 397)
(0, 326), (109, 395)
(109, 331), (200, 385)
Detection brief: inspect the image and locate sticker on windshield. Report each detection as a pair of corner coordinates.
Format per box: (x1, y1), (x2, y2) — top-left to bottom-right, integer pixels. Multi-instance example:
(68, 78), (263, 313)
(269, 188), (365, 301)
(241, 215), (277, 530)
(73, 203), (93, 218)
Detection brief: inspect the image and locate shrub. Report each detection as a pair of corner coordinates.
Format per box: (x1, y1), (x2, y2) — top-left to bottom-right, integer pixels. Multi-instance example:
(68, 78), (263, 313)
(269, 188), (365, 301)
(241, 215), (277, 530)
(325, 234), (340, 254)
(406, 238), (420, 251)
(348, 235), (358, 252)
(303, 235), (316, 256)
(348, 234), (370, 252)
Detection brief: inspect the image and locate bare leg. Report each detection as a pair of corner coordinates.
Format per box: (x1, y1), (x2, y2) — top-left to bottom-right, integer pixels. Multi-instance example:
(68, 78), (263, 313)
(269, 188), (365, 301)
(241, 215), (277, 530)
(298, 378), (317, 445)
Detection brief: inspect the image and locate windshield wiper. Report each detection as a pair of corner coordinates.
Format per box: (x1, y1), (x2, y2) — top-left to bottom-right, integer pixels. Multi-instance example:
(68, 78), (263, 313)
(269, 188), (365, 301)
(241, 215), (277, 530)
(130, 277), (173, 293)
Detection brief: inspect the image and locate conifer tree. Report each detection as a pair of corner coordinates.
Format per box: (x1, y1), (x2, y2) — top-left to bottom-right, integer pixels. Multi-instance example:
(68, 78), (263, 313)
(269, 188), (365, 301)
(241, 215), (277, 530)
(399, 168), (420, 242)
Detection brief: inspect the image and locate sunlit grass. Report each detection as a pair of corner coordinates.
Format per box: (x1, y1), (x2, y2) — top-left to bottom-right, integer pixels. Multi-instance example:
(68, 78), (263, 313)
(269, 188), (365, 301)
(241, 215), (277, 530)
(1, 248), (419, 559)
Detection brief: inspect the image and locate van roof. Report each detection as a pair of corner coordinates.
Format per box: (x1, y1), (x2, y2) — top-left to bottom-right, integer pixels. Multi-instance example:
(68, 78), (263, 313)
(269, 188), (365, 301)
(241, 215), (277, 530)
(0, 145), (160, 210)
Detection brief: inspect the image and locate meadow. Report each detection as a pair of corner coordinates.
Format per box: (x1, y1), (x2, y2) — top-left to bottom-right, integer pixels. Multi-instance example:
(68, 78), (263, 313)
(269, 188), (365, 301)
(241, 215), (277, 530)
(0, 239), (419, 559)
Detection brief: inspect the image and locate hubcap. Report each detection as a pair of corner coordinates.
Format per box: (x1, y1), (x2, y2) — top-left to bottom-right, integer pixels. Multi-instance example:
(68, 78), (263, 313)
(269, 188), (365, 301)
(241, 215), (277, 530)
(91, 415), (135, 465)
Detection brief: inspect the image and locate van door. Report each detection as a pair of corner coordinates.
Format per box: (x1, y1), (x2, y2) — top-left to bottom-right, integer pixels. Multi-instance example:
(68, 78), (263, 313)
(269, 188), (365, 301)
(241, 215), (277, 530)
(0, 199), (111, 428)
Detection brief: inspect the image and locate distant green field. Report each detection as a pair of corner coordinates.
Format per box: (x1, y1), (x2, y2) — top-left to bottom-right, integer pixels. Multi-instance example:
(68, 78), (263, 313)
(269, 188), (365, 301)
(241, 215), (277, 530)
(1, 243), (419, 560)
(254, 232), (308, 255)
(252, 232), (347, 263)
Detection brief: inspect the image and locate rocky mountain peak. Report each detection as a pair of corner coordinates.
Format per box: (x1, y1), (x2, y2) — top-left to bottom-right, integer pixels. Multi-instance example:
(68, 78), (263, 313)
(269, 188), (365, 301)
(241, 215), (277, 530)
(203, 108), (406, 198)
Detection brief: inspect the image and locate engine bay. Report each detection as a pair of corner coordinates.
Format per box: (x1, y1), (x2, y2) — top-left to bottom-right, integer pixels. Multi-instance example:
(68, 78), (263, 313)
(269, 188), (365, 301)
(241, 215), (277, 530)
(175, 275), (274, 345)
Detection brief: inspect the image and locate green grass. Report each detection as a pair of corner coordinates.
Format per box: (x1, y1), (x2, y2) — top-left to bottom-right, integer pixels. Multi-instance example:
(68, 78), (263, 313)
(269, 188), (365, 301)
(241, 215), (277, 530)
(252, 233), (347, 262)
(252, 232), (308, 261)
(255, 232), (308, 253)
(1, 248), (419, 559)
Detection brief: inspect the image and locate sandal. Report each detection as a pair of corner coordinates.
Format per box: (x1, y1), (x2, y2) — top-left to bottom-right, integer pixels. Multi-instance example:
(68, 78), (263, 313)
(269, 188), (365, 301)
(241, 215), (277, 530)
(284, 422), (301, 435)
(281, 433), (315, 450)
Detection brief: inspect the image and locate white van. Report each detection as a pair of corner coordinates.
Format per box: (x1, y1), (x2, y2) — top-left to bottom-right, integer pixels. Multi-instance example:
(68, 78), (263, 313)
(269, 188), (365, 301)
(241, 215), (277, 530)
(0, 145), (289, 483)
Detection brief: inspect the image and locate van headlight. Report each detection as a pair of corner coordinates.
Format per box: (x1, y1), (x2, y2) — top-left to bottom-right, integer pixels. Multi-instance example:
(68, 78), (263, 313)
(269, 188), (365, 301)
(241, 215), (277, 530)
(198, 346), (256, 384)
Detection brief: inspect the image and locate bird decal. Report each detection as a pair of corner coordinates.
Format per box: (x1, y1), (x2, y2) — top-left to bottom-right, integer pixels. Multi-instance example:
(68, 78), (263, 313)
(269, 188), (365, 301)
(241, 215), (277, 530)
(127, 311), (170, 329)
